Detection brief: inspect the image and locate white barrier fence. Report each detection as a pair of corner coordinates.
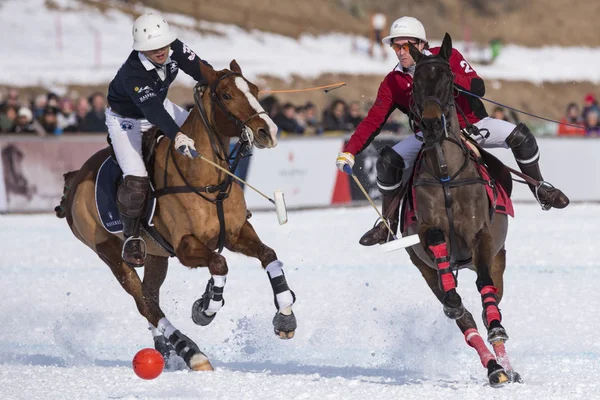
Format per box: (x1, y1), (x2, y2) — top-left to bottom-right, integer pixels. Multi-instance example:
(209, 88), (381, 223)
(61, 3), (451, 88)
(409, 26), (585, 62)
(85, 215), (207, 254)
(0, 135), (598, 213)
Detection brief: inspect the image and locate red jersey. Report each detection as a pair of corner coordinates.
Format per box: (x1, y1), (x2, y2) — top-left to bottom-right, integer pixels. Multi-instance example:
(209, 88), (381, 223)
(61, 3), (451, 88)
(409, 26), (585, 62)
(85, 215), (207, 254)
(344, 47), (488, 155)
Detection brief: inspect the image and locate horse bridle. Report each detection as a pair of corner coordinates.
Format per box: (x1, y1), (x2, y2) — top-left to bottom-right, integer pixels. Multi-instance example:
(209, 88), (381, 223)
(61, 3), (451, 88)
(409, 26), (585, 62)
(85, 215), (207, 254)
(200, 71), (268, 147)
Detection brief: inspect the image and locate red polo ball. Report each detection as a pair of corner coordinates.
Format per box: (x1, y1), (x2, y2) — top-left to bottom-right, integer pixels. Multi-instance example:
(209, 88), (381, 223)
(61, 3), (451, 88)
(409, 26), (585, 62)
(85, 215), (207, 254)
(132, 348), (164, 380)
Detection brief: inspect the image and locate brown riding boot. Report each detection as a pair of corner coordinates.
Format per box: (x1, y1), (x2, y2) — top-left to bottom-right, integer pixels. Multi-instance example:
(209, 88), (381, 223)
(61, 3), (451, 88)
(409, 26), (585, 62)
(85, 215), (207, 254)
(359, 193), (400, 246)
(519, 162), (569, 210)
(117, 175), (150, 266)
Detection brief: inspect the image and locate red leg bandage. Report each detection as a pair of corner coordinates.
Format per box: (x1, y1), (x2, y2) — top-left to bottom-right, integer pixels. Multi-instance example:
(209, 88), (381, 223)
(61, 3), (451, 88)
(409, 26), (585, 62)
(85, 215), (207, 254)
(429, 243), (455, 292)
(464, 328), (495, 368)
(481, 285), (501, 325)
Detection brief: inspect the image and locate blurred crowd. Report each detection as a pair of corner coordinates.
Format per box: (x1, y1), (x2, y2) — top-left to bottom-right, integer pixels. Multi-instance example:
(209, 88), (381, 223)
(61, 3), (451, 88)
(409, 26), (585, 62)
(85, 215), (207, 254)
(556, 93), (600, 137)
(0, 88), (107, 136)
(256, 95), (408, 136)
(2, 86), (599, 138)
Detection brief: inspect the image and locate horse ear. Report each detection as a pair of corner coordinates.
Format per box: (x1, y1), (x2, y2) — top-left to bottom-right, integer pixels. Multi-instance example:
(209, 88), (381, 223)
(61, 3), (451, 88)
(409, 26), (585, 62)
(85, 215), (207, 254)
(230, 59), (242, 74)
(440, 33), (452, 61)
(199, 60), (217, 84)
(408, 42), (423, 64)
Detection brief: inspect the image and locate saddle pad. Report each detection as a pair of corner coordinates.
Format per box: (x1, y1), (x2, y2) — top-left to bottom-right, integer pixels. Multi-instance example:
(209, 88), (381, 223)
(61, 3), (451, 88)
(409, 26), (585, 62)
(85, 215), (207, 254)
(95, 156), (156, 234)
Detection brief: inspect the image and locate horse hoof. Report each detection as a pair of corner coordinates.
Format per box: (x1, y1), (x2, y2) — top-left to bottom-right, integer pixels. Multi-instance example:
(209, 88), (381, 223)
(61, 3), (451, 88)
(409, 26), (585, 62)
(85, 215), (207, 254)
(487, 360), (510, 388)
(191, 298), (217, 326)
(190, 353), (214, 371)
(276, 329), (295, 339)
(443, 304), (465, 320)
(507, 369), (523, 383)
(273, 311), (297, 340)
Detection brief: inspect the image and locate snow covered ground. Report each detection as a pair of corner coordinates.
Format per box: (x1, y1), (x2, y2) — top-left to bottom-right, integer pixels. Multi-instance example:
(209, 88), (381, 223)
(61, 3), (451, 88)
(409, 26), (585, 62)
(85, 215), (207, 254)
(1, 0), (600, 90)
(0, 204), (599, 399)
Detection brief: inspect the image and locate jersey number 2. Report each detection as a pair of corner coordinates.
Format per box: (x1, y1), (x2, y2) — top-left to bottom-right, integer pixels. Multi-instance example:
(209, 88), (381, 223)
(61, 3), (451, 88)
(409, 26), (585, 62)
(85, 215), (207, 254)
(460, 60), (473, 73)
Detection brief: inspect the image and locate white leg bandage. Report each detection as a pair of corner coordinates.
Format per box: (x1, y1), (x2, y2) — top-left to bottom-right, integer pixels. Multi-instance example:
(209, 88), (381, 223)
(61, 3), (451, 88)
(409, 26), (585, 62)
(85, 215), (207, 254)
(148, 323), (162, 337)
(266, 260), (294, 311)
(205, 274), (226, 314)
(157, 317), (176, 339)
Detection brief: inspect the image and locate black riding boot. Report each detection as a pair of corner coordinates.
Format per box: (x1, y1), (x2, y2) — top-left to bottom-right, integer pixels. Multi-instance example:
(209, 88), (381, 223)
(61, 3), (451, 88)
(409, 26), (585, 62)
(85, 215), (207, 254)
(517, 160), (569, 210)
(359, 193), (400, 246)
(117, 175), (150, 267)
(505, 123), (569, 210)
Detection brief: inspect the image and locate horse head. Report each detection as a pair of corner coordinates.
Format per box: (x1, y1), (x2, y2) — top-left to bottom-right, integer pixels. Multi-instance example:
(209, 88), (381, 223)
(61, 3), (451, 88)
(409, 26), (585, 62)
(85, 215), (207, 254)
(198, 60), (278, 149)
(410, 33), (455, 145)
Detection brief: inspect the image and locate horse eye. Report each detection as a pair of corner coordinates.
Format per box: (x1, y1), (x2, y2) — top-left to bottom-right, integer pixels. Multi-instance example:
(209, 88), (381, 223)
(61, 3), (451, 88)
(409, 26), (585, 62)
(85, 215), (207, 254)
(222, 93), (232, 100)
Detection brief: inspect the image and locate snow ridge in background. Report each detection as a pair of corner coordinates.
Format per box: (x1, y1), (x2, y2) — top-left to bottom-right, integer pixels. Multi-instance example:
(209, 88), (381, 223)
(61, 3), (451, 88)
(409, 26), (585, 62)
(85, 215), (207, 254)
(1, 0), (600, 90)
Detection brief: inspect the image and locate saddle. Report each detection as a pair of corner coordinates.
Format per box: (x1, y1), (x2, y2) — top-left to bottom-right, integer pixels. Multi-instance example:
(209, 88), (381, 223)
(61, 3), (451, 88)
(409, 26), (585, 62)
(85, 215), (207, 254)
(400, 138), (514, 234)
(97, 129), (176, 255)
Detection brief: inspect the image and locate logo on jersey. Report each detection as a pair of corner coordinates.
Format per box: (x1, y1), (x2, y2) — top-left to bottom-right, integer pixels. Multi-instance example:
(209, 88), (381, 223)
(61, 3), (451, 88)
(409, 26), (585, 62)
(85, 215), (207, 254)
(120, 120), (134, 131)
(139, 92), (157, 103)
(134, 85), (151, 93)
(169, 61), (178, 74)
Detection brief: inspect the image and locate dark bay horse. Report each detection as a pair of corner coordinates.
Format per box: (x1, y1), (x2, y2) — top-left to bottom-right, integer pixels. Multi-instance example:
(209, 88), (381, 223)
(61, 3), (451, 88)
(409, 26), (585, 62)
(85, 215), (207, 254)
(56, 60), (297, 371)
(404, 34), (521, 386)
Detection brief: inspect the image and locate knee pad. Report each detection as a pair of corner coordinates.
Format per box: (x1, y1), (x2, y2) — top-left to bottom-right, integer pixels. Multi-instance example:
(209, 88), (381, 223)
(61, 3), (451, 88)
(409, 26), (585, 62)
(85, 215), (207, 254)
(505, 123), (539, 166)
(117, 175), (150, 218)
(376, 146), (405, 195)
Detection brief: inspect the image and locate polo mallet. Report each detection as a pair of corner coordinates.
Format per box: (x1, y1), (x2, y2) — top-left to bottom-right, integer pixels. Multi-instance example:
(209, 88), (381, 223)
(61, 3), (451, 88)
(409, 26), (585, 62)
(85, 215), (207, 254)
(344, 165), (420, 252)
(185, 148), (288, 225)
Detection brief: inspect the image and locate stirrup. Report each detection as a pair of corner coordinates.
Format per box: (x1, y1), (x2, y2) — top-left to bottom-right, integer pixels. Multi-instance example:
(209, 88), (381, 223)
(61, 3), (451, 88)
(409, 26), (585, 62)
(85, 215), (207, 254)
(122, 236), (147, 263)
(534, 181), (555, 211)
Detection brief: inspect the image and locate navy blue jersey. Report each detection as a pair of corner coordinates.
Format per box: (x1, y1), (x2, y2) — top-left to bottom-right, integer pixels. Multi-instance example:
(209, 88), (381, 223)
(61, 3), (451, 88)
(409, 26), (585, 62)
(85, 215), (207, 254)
(107, 39), (210, 139)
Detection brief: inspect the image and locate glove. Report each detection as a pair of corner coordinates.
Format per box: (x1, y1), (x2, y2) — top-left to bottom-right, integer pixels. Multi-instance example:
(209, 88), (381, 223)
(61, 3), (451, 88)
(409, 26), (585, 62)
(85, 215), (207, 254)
(335, 152), (355, 175)
(174, 132), (198, 159)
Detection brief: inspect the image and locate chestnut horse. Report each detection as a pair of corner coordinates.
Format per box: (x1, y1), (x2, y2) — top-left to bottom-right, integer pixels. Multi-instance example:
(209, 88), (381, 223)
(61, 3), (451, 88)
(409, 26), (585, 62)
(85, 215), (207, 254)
(56, 60), (297, 371)
(404, 34), (521, 386)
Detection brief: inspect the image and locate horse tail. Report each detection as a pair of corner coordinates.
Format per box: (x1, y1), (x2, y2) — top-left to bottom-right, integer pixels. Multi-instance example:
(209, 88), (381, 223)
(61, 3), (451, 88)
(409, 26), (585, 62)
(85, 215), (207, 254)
(55, 170), (79, 218)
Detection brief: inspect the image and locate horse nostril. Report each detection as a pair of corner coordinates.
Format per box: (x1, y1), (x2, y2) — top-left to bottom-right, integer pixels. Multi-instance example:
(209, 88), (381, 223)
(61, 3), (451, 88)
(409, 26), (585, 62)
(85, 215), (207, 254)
(257, 128), (270, 141)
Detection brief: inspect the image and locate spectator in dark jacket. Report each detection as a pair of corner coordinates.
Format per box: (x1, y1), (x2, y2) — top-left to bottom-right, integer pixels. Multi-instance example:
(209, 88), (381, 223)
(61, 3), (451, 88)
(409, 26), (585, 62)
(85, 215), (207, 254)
(75, 97), (90, 131)
(83, 92), (108, 132)
(273, 102), (304, 134)
(347, 101), (364, 129)
(322, 99), (350, 132)
(10, 107), (37, 134)
(40, 106), (61, 135)
(582, 93), (600, 127)
(584, 109), (600, 137)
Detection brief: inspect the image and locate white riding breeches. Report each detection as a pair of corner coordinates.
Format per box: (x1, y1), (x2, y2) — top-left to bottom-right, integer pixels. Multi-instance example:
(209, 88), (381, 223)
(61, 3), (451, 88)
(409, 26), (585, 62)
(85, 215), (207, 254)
(105, 99), (189, 177)
(392, 117), (517, 183)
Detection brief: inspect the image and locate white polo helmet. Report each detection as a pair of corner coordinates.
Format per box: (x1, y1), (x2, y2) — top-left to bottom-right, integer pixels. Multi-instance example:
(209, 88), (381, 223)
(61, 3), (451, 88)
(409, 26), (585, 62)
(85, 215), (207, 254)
(132, 13), (177, 51)
(382, 16), (427, 44)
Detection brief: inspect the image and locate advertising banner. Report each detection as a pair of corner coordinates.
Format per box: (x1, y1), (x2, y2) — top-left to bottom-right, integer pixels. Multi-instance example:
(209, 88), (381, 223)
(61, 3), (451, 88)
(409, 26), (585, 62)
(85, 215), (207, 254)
(243, 137), (345, 209)
(0, 137), (106, 213)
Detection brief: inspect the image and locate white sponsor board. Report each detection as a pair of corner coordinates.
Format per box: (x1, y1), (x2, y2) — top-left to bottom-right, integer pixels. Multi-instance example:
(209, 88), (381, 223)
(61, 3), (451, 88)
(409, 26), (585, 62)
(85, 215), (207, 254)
(486, 137), (600, 202)
(244, 137), (345, 209)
